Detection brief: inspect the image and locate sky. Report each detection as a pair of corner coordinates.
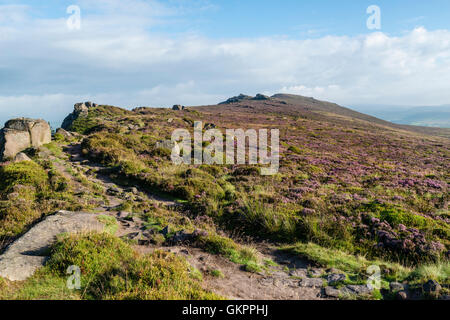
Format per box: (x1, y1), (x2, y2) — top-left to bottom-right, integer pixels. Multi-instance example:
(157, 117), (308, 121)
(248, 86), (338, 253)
(1, 0), (450, 127)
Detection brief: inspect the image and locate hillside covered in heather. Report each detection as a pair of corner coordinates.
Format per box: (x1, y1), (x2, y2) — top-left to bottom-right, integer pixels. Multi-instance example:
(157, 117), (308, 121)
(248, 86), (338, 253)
(0, 94), (448, 300)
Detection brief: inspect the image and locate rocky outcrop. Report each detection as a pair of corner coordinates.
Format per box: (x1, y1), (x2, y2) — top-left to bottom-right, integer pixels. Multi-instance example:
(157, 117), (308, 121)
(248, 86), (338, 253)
(219, 93), (271, 104)
(172, 104), (185, 111)
(0, 211), (105, 281)
(0, 118), (51, 161)
(61, 101), (98, 130)
(219, 94), (253, 104)
(253, 93), (270, 100)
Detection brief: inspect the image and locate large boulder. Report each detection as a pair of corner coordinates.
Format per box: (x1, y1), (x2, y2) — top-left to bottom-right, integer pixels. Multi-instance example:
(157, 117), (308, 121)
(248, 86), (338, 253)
(0, 118), (51, 161)
(61, 101), (98, 130)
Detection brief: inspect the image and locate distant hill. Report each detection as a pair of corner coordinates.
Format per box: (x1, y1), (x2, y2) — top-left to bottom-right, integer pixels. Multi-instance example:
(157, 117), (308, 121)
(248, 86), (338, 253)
(269, 94), (450, 139)
(350, 105), (450, 128)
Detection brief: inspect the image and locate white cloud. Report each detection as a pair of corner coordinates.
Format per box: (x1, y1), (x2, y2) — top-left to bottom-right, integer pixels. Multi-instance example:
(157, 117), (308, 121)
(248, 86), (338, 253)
(1, 1), (450, 127)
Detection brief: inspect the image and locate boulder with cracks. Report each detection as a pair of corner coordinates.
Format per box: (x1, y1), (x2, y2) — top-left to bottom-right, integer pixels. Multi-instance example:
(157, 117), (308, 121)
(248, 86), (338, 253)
(0, 211), (105, 281)
(0, 118), (51, 161)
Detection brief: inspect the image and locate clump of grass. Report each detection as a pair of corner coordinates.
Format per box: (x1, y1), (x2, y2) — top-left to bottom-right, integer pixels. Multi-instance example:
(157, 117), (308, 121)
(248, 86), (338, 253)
(0, 161), (48, 193)
(282, 242), (411, 282)
(198, 234), (263, 273)
(115, 201), (133, 212)
(409, 261), (450, 284)
(0, 161), (77, 238)
(36, 232), (221, 300)
(288, 145), (302, 154)
(97, 215), (118, 235)
(44, 142), (64, 158)
(210, 269), (225, 278)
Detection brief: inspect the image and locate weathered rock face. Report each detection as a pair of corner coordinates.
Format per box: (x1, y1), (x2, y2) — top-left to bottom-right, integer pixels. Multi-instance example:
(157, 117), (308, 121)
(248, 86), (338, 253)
(0, 211), (105, 281)
(14, 152), (32, 162)
(61, 101), (98, 130)
(0, 118), (51, 161)
(172, 104), (185, 111)
(219, 93), (271, 105)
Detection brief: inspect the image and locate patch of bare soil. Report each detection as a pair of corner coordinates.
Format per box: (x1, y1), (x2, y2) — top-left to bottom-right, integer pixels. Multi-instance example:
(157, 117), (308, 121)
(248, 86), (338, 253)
(137, 245), (329, 300)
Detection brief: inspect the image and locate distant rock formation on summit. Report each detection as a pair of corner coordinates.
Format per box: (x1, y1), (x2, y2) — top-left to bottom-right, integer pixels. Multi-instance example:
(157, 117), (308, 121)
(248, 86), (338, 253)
(172, 104), (185, 111)
(61, 101), (98, 130)
(219, 93), (271, 104)
(0, 118), (51, 161)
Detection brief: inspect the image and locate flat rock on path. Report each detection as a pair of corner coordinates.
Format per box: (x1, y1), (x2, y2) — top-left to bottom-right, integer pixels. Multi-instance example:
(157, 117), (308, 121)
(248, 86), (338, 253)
(0, 211), (105, 281)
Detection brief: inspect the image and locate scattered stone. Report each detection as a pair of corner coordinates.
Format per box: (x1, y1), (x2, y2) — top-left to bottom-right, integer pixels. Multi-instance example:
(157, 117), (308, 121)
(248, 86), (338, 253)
(13, 152), (31, 162)
(0, 118), (51, 161)
(397, 291), (408, 300)
(204, 123), (217, 130)
(167, 229), (207, 245)
(298, 277), (324, 288)
(119, 220), (131, 227)
(327, 273), (347, 285)
(341, 284), (373, 296)
(309, 268), (323, 277)
(0, 211), (104, 281)
(390, 282), (405, 292)
(138, 239), (150, 246)
(161, 225), (170, 236)
(107, 187), (121, 196)
(156, 139), (175, 150)
(117, 211), (131, 219)
(423, 280), (441, 295)
(289, 269), (307, 278)
(142, 229), (155, 237)
(325, 286), (341, 298)
(169, 230), (192, 244)
(126, 232), (141, 240)
(135, 196), (145, 202)
(326, 268), (341, 274)
(124, 187), (138, 195)
(55, 128), (73, 139)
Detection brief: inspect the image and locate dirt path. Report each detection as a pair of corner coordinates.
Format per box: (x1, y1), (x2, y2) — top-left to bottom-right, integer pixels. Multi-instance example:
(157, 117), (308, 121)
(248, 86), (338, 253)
(46, 142), (332, 300)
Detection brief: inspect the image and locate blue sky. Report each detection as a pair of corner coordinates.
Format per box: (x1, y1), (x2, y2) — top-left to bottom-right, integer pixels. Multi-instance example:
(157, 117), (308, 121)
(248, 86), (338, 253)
(1, 0), (450, 127)
(11, 0), (450, 38)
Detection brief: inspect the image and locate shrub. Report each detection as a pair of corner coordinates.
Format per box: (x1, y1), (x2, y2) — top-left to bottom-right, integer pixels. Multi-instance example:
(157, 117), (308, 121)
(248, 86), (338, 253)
(197, 234), (262, 273)
(47, 232), (220, 300)
(0, 162), (48, 194)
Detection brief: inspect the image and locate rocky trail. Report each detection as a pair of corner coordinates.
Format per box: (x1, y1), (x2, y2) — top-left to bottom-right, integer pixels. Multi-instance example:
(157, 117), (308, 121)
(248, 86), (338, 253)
(0, 141), (372, 300)
(62, 142), (334, 300)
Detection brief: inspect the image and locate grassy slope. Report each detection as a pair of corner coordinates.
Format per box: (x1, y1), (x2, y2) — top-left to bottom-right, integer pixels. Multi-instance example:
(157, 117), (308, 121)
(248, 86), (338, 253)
(0, 101), (448, 299)
(76, 104), (449, 265)
(272, 93), (450, 139)
(0, 233), (220, 300)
